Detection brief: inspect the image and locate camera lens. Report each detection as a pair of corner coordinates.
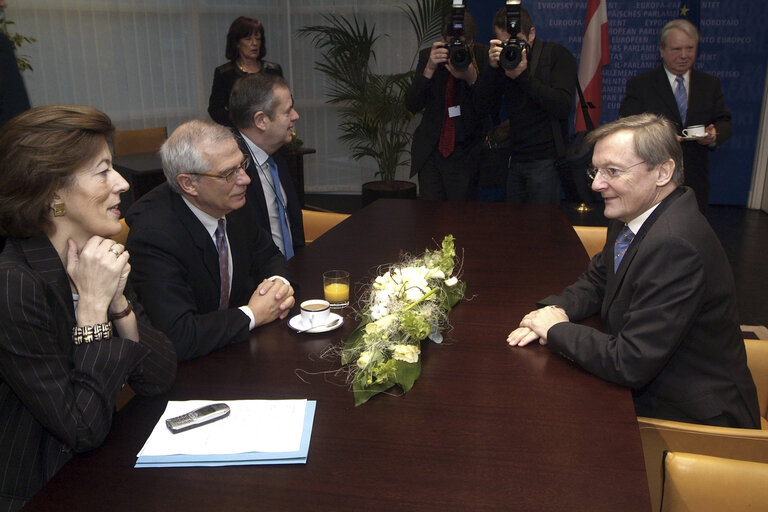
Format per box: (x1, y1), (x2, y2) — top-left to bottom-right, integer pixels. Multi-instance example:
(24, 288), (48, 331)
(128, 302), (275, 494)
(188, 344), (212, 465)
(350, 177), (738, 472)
(500, 45), (522, 70)
(449, 40), (471, 70)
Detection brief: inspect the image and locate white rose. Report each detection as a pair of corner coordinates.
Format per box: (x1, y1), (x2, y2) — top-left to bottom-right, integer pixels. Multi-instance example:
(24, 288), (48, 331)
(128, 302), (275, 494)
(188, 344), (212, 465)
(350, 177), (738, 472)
(392, 344), (420, 363)
(404, 286), (425, 302)
(357, 350), (373, 369)
(374, 314), (396, 330)
(426, 267), (445, 280)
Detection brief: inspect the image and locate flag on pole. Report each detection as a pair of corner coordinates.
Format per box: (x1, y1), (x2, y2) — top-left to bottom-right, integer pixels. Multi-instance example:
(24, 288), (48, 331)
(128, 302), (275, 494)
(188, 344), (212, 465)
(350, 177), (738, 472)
(575, 0), (610, 132)
(679, 0), (700, 30)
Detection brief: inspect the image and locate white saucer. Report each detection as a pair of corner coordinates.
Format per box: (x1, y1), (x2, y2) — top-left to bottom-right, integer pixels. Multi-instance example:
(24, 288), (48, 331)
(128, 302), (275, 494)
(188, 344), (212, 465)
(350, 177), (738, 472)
(681, 135), (706, 141)
(288, 312), (344, 333)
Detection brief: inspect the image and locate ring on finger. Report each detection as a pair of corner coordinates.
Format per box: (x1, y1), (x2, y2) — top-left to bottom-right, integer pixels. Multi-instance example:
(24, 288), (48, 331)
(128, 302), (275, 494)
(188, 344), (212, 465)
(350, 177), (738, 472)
(109, 246), (121, 257)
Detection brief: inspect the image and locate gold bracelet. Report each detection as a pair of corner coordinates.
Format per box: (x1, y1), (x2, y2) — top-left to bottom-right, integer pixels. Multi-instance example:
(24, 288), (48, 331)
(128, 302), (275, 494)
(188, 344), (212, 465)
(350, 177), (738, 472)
(109, 299), (133, 321)
(72, 321), (113, 345)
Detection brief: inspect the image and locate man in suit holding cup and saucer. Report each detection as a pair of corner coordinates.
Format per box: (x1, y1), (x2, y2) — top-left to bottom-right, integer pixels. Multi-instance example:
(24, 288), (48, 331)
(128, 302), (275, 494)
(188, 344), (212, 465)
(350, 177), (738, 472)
(619, 18), (732, 212)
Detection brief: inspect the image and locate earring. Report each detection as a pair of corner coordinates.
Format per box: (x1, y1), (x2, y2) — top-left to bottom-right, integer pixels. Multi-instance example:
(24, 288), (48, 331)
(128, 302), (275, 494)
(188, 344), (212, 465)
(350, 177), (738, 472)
(53, 200), (66, 217)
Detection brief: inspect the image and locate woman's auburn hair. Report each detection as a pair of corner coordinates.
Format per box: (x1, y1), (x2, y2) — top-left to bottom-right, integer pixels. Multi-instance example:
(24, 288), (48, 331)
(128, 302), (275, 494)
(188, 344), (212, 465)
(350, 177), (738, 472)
(225, 16), (266, 62)
(0, 105), (115, 238)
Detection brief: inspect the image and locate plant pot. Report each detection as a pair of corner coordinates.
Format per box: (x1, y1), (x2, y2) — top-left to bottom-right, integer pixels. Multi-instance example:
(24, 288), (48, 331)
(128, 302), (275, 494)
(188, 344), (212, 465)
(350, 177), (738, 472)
(361, 180), (418, 207)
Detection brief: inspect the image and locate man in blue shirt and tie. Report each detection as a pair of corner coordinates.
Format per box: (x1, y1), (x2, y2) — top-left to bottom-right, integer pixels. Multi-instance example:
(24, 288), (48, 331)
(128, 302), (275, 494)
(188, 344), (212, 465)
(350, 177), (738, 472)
(229, 73), (304, 258)
(507, 114), (759, 429)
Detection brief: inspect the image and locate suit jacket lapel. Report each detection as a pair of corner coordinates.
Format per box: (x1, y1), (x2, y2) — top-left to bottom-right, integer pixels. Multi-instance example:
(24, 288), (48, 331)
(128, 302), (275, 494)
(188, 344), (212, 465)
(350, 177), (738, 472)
(602, 188), (685, 312)
(18, 236), (76, 325)
(233, 131), (270, 232)
(225, 209), (250, 304)
(654, 67), (682, 126)
(170, 191), (221, 289)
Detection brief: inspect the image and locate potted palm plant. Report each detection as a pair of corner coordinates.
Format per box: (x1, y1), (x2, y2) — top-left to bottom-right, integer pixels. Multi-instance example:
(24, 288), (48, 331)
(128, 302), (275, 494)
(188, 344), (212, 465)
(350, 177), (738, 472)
(298, 0), (449, 205)
(0, 5), (36, 71)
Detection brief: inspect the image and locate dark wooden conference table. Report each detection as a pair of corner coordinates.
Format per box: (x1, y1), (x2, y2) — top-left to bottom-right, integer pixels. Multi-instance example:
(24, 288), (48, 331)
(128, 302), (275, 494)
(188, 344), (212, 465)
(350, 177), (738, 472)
(27, 199), (650, 511)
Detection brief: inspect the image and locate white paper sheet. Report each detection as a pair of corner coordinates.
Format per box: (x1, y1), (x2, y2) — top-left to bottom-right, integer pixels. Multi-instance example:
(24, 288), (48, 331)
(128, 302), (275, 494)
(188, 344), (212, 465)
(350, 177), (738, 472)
(137, 399), (308, 457)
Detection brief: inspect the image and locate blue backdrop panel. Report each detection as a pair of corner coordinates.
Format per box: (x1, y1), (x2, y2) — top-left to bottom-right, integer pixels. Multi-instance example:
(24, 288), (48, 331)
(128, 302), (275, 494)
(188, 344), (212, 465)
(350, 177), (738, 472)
(469, 0), (768, 205)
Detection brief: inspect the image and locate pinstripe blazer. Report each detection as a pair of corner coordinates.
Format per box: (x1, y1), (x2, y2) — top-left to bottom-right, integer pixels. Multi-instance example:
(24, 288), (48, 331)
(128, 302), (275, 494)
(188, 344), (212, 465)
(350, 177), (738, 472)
(0, 236), (177, 510)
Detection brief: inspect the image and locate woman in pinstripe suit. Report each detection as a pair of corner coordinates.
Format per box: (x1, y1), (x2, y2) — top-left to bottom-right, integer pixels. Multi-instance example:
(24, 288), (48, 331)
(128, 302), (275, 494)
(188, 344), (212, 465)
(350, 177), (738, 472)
(0, 106), (177, 511)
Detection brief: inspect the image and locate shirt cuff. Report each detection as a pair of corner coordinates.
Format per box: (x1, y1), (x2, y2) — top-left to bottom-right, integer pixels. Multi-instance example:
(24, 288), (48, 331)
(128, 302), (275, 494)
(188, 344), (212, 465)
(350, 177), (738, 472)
(239, 306), (256, 330)
(268, 275), (291, 286)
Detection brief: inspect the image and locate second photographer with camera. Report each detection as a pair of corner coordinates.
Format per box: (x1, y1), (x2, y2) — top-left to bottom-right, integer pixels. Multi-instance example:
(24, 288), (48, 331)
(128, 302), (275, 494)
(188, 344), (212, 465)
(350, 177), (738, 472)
(405, 3), (489, 201)
(475, 2), (577, 205)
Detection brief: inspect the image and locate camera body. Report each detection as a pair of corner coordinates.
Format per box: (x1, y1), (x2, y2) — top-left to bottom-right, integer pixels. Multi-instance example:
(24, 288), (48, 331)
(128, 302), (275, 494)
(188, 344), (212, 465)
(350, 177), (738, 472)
(499, 0), (529, 70)
(447, 2), (471, 70)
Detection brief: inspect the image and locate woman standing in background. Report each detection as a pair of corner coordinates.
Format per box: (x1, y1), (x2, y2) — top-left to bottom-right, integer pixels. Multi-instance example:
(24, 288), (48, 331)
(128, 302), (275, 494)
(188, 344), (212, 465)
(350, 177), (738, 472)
(208, 16), (283, 126)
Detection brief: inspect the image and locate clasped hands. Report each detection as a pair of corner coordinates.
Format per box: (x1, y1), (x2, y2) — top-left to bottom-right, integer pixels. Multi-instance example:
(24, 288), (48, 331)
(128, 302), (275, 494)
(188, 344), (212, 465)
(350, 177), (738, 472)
(248, 278), (295, 326)
(507, 305), (569, 347)
(66, 236), (131, 326)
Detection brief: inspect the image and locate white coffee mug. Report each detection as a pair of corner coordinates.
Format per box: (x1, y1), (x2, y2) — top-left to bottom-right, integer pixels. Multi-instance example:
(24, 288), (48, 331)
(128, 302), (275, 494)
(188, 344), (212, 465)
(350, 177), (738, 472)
(682, 125), (706, 138)
(300, 299), (330, 328)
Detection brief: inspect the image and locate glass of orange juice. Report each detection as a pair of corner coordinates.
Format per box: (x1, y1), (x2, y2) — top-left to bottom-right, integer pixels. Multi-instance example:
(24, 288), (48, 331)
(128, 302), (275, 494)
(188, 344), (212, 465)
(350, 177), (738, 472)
(323, 270), (350, 309)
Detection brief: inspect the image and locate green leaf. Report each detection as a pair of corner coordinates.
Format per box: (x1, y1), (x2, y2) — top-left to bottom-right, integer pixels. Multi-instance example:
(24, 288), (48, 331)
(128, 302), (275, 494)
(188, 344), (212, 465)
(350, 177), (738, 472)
(444, 281), (466, 309)
(341, 323), (367, 365)
(394, 358), (422, 393)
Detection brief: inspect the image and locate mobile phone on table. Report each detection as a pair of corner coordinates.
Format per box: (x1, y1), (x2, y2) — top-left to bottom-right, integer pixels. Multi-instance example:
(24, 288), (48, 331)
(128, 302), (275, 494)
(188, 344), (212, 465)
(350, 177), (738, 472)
(165, 403), (230, 433)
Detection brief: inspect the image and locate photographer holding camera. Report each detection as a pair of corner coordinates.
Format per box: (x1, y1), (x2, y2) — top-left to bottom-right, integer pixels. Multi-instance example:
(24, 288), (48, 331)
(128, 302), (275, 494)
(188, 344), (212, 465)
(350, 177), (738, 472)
(475, 2), (577, 205)
(405, 2), (489, 201)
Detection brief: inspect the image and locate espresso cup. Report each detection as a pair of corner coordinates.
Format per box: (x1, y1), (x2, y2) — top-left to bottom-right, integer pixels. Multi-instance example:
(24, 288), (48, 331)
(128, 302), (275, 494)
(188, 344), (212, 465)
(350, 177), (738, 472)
(682, 125), (706, 138)
(300, 299), (331, 328)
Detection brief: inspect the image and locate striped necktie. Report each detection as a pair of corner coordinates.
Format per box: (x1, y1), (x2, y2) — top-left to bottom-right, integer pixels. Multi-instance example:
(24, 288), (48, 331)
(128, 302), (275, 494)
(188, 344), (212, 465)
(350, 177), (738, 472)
(215, 218), (230, 309)
(614, 226), (635, 272)
(674, 75), (687, 124)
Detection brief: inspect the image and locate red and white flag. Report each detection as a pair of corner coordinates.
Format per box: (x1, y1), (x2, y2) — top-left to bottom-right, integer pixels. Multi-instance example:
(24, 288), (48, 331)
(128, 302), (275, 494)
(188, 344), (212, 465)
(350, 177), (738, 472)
(575, 0), (610, 132)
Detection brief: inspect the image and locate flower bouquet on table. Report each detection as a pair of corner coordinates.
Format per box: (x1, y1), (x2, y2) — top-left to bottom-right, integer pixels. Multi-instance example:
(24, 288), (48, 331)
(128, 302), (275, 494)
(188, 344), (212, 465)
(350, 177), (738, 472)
(341, 235), (466, 406)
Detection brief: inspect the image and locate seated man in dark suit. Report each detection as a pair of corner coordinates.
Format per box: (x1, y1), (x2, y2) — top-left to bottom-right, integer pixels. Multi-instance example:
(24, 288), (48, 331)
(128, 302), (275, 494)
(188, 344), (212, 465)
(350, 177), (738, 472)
(229, 73), (304, 258)
(126, 119), (295, 361)
(507, 113), (759, 429)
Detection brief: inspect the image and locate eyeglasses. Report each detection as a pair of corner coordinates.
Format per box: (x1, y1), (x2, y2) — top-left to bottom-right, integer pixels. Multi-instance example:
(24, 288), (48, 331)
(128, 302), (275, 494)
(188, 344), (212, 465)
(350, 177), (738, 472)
(194, 155), (250, 182)
(586, 160), (647, 181)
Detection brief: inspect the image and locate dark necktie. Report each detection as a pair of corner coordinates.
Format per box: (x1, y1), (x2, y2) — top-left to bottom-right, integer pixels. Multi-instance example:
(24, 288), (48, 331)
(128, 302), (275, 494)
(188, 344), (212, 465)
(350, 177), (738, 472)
(438, 75), (457, 158)
(674, 75), (687, 125)
(614, 226), (635, 272)
(267, 157), (294, 259)
(215, 218), (230, 309)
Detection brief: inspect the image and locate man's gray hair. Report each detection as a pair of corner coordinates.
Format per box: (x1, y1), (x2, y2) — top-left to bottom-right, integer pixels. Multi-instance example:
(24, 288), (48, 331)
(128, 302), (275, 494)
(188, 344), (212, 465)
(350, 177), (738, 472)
(659, 18), (699, 48)
(229, 73), (288, 130)
(160, 119), (235, 193)
(586, 113), (684, 186)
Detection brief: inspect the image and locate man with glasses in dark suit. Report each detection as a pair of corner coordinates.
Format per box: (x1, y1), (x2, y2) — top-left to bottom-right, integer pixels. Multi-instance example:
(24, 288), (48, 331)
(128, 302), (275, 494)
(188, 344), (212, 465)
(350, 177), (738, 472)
(507, 114), (759, 429)
(125, 119), (294, 361)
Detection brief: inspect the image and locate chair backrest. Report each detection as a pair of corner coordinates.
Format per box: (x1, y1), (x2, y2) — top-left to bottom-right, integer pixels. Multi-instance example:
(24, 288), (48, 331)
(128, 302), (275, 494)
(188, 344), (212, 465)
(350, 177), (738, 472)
(302, 210), (350, 244)
(637, 416), (768, 511)
(744, 339), (768, 426)
(661, 451), (768, 512)
(572, 225), (606, 259)
(113, 126), (167, 156)
(111, 218), (130, 245)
